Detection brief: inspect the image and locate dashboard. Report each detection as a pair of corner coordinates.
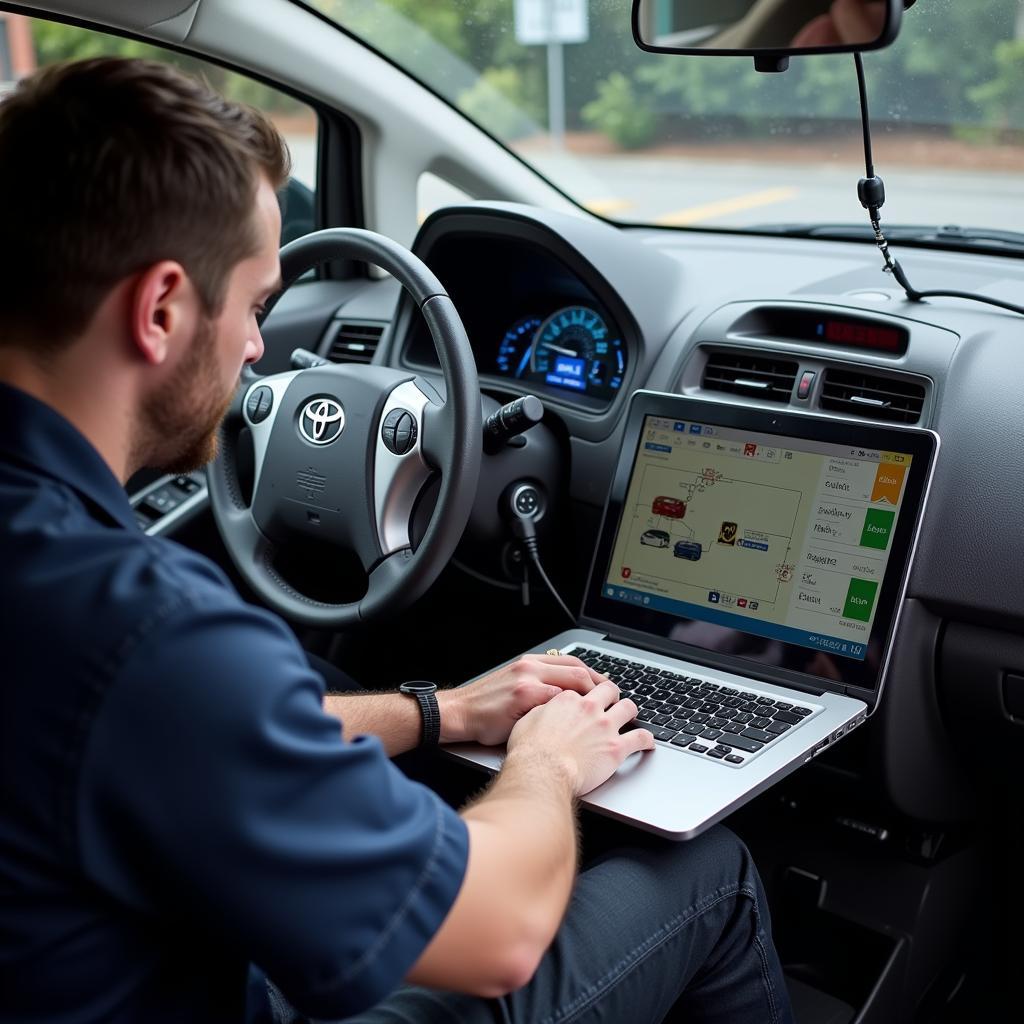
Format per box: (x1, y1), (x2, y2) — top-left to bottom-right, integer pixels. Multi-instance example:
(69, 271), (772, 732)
(363, 202), (1024, 814)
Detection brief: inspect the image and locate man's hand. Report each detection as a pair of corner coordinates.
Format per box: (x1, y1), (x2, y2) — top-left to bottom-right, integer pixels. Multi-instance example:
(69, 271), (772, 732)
(506, 680), (655, 796)
(438, 653), (610, 747)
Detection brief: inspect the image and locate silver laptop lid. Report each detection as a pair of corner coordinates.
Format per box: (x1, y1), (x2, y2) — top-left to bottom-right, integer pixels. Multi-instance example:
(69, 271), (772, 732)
(579, 392), (938, 710)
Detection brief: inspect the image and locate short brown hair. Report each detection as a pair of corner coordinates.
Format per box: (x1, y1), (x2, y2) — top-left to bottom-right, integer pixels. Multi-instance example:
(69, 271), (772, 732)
(0, 57), (291, 349)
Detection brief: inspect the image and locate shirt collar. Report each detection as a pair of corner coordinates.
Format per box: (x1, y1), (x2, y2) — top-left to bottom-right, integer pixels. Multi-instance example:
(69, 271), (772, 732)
(0, 382), (138, 531)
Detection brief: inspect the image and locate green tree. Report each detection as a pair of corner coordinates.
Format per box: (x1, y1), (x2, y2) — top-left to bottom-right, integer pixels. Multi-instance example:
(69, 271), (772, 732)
(582, 71), (656, 148)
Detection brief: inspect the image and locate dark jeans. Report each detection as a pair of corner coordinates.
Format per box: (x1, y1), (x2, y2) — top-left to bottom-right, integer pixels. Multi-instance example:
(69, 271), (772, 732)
(274, 657), (795, 1024)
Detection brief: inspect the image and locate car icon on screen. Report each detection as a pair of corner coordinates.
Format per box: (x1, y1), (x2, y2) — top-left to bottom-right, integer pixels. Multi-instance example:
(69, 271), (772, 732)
(651, 496), (686, 519)
(640, 529), (671, 548)
(673, 539), (702, 561)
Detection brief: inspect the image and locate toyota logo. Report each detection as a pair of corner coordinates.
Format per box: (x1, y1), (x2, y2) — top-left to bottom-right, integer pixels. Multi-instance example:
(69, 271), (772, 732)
(299, 398), (345, 445)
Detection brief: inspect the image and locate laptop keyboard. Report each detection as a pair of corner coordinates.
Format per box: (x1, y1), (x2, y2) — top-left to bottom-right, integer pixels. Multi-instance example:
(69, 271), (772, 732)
(570, 647), (816, 768)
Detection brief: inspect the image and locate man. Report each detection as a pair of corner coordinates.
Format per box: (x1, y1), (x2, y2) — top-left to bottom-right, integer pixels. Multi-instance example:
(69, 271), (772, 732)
(0, 58), (793, 1023)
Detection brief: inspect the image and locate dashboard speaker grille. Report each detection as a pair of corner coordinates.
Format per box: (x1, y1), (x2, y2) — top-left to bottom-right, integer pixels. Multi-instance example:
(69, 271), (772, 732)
(702, 351), (798, 403)
(820, 369), (925, 423)
(325, 321), (384, 364)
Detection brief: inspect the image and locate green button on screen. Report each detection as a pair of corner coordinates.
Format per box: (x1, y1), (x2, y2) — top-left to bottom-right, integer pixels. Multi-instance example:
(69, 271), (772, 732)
(843, 578), (878, 622)
(860, 507), (895, 550)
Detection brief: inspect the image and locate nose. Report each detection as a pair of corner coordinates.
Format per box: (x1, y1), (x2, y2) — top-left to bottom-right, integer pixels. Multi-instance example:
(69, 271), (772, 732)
(245, 327), (265, 365)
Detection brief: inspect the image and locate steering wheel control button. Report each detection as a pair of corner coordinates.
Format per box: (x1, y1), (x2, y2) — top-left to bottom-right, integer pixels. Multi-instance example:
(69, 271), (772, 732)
(382, 408), (418, 455)
(246, 386), (274, 424)
(797, 371), (816, 400)
(299, 397), (345, 445)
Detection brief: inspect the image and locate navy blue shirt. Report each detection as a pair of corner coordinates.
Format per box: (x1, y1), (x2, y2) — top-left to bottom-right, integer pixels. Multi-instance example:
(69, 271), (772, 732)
(0, 383), (469, 1023)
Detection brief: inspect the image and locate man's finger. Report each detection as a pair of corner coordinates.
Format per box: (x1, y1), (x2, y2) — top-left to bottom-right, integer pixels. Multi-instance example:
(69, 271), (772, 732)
(528, 662), (600, 694)
(584, 679), (620, 709)
(528, 654), (609, 686)
(607, 697), (640, 729)
(619, 727), (656, 757)
(515, 683), (563, 710)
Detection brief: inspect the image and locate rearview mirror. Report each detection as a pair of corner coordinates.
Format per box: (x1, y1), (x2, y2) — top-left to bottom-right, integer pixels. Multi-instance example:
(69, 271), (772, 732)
(632, 0), (903, 71)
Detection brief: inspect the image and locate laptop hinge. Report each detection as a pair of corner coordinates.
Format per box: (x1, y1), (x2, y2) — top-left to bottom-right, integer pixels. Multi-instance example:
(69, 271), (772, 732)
(579, 618), (831, 698)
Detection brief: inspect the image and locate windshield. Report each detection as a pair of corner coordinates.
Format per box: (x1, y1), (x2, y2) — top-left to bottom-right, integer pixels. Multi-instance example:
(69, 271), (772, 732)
(312, 0), (1024, 235)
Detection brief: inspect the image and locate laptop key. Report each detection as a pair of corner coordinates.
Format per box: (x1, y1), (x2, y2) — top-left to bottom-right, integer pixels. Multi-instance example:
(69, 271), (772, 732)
(682, 723), (703, 735)
(773, 702), (793, 711)
(684, 698), (703, 710)
(651, 714), (671, 725)
(755, 704), (776, 717)
(714, 744), (733, 754)
(690, 713), (709, 725)
(725, 754), (745, 764)
(689, 743), (709, 753)
(734, 712), (753, 724)
(706, 748), (726, 759)
(666, 718), (688, 731)
(740, 728), (776, 743)
(772, 710), (802, 725)
(717, 708), (737, 720)
(670, 735), (693, 748)
(707, 717), (728, 730)
(726, 736), (764, 753)
(791, 706), (813, 717)
(636, 709), (654, 722)
(749, 716), (771, 729)
(722, 722), (745, 734)
(700, 728), (724, 741)
(767, 721), (792, 735)
(638, 724), (674, 741)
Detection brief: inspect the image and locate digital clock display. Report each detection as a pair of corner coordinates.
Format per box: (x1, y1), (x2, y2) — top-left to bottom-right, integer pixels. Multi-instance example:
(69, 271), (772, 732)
(818, 318), (907, 354)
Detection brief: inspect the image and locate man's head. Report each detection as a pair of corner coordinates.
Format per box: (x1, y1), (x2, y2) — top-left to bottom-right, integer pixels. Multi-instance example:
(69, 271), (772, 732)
(0, 57), (290, 475)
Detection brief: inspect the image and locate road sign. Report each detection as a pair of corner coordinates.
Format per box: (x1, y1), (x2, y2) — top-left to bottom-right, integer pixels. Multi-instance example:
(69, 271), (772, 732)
(514, 0), (589, 46)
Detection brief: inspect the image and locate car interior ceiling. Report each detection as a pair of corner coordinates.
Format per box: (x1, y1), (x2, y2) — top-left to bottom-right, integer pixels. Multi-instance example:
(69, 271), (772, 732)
(7, 0), (1023, 1020)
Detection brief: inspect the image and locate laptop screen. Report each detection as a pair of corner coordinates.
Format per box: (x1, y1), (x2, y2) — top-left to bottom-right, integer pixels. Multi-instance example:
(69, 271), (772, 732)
(582, 394), (936, 698)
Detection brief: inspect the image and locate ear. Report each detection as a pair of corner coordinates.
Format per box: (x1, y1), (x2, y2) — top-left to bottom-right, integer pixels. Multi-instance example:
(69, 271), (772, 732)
(128, 261), (197, 366)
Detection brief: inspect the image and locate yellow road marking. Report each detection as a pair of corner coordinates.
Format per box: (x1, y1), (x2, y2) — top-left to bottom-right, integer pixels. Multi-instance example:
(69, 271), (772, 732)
(584, 197), (635, 216)
(654, 186), (798, 226)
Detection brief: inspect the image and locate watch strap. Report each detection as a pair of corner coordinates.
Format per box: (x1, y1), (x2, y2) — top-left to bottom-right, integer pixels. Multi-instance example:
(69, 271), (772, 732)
(400, 681), (441, 747)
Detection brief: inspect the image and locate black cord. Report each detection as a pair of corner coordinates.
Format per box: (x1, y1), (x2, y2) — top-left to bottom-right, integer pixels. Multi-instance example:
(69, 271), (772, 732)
(854, 52), (874, 179)
(510, 519), (576, 625)
(852, 53), (1024, 318)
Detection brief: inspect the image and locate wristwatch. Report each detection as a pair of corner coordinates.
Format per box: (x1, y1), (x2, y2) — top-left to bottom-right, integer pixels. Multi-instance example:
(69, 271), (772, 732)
(399, 680), (441, 747)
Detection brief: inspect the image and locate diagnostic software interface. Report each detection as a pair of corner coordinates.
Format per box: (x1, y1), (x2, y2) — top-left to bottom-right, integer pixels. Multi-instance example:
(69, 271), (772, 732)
(604, 416), (913, 661)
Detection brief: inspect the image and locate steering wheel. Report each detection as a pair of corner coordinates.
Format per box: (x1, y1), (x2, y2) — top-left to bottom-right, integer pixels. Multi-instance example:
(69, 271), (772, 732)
(207, 228), (481, 629)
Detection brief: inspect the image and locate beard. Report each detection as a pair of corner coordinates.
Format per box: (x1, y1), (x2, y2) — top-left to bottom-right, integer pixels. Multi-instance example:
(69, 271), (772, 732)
(135, 316), (236, 476)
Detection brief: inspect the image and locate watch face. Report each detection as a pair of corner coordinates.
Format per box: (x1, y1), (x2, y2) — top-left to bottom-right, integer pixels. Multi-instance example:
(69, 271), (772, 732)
(401, 683), (437, 695)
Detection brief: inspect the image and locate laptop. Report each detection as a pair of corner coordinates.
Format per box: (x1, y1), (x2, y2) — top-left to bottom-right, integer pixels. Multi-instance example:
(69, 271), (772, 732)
(446, 391), (938, 839)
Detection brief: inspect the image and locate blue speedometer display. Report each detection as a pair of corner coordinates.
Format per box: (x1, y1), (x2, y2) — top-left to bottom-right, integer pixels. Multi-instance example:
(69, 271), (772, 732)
(494, 305), (625, 402)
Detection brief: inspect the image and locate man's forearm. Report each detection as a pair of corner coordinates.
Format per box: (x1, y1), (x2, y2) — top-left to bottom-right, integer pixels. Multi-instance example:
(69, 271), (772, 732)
(406, 744), (579, 994)
(323, 689), (465, 756)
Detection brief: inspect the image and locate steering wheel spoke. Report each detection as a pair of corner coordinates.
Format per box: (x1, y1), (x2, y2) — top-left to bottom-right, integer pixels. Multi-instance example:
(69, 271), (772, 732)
(240, 370), (303, 499)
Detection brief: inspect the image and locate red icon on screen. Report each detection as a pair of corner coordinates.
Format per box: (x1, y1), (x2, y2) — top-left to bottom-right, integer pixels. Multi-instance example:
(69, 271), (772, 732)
(737, 598), (748, 608)
(621, 567), (632, 579)
(744, 443), (757, 458)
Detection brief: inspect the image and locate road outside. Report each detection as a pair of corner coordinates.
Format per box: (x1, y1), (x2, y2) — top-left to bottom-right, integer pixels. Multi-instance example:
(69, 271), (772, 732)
(283, 127), (1024, 235)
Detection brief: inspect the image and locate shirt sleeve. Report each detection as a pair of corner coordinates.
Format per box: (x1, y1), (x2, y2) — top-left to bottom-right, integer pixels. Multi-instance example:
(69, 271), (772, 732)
(75, 586), (469, 1019)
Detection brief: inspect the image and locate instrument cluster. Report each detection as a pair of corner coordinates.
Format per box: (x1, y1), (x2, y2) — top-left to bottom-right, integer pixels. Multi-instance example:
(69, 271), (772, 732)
(493, 304), (626, 402)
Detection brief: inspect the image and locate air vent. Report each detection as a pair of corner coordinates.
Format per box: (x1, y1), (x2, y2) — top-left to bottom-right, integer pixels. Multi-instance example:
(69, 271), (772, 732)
(702, 351), (798, 403)
(820, 369), (925, 423)
(325, 321), (385, 364)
